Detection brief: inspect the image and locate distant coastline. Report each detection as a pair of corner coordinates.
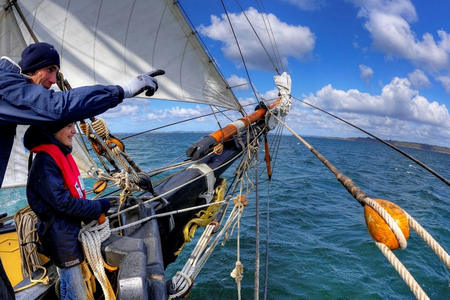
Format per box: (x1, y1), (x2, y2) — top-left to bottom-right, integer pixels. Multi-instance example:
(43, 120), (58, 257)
(115, 132), (450, 155)
(327, 137), (450, 155)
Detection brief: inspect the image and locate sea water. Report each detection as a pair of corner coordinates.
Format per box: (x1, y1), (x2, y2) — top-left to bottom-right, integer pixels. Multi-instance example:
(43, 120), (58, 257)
(1, 133), (449, 299)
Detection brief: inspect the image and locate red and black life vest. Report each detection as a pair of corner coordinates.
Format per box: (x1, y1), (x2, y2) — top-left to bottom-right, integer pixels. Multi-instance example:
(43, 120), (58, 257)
(30, 144), (86, 199)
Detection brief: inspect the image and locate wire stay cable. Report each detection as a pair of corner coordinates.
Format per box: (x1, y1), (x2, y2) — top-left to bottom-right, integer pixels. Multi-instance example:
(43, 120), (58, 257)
(293, 96), (450, 186)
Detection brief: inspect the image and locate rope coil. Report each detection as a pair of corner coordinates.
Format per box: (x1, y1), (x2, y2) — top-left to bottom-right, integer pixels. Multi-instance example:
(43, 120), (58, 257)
(79, 217), (115, 300)
(91, 118), (110, 139)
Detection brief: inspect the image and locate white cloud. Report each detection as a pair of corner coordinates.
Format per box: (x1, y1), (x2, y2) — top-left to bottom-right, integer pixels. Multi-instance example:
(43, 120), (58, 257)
(352, 0), (417, 21)
(359, 64), (374, 83)
(351, 0), (450, 71)
(101, 104), (139, 118)
(287, 106), (450, 147)
(303, 77), (450, 127)
(262, 88), (279, 100)
(436, 75), (450, 93)
(199, 7), (315, 70)
(169, 106), (202, 118)
(283, 0), (325, 11)
(239, 97), (257, 107)
(227, 75), (249, 91)
(146, 106), (204, 120)
(407, 69), (430, 88)
(438, 30), (450, 52)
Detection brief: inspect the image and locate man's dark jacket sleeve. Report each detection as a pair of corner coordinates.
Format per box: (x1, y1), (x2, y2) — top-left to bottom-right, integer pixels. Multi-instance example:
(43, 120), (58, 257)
(0, 58), (125, 188)
(0, 72), (124, 124)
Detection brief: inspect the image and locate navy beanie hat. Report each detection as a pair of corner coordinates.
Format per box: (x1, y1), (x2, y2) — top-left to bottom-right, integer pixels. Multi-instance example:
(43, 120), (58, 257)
(19, 42), (60, 74)
(44, 121), (72, 134)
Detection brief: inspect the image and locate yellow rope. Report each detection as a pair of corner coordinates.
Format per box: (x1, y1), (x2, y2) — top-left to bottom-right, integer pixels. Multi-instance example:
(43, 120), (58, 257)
(81, 261), (96, 300)
(117, 188), (131, 236)
(175, 179), (226, 256)
(79, 218), (115, 300)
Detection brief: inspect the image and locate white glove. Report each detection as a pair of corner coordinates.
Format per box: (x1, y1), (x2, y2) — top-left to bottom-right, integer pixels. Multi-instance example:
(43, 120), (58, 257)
(121, 72), (158, 98)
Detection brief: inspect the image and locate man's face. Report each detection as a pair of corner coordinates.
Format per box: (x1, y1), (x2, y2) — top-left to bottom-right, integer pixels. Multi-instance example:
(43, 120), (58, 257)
(54, 123), (76, 147)
(29, 65), (59, 89)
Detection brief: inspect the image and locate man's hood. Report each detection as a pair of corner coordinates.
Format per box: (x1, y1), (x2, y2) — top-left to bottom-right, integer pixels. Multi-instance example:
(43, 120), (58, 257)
(0, 56), (22, 74)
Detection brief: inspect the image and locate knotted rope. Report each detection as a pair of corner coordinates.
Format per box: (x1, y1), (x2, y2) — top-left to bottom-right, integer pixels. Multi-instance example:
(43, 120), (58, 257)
(230, 197), (245, 300)
(96, 169), (140, 192)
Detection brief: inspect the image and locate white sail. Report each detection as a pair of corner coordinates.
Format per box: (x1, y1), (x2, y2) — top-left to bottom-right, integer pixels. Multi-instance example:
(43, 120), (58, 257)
(9, 0), (241, 110)
(1, 125), (95, 188)
(1, 0), (243, 188)
(0, 1), (26, 63)
(2, 126), (29, 188)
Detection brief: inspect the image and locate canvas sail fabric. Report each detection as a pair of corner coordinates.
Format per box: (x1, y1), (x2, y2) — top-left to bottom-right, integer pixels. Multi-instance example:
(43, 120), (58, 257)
(0, 3), (29, 188)
(0, 2), (26, 63)
(1, 0), (241, 187)
(9, 0), (241, 110)
(1, 125), (94, 188)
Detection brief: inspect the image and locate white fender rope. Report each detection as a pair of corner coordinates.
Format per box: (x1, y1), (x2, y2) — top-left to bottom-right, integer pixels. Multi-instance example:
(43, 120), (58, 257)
(79, 218), (115, 300)
(406, 212), (450, 269)
(365, 199), (450, 299)
(364, 197), (407, 249)
(375, 242), (429, 300)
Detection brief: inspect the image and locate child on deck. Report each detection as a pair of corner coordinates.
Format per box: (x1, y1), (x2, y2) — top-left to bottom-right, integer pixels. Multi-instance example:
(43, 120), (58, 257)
(24, 123), (110, 299)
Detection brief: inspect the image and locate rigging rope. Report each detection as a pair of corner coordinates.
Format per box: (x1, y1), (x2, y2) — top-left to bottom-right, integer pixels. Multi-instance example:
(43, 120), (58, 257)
(256, 0), (285, 72)
(175, 0), (244, 114)
(254, 150), (260, 300)
(169, 127), (265, 298)
(108, 128), (266, 220)
(263, 181), (270, 300)
(233, 0), (280, 74)
(406, 212), (450, 268)
(292, 96), (450, 186)
(219, 0), (260, 104)
(375, 242), (429, 300)
(14, 206), (44, 278)
(275, 114), (449, 299)
(120, 101), (262, 141)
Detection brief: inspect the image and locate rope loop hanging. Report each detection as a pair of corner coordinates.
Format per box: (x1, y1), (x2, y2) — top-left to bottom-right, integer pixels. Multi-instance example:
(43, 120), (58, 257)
(79, 217), (115, 300)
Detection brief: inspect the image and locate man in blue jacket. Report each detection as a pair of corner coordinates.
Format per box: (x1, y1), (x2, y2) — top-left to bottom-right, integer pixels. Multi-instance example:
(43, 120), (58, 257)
(0, 42), (160, 299)
(0, 42), (159, 188)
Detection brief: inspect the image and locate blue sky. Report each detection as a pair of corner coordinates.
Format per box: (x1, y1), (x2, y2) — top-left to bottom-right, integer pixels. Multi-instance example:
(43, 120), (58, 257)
(102, 0), (450, 147)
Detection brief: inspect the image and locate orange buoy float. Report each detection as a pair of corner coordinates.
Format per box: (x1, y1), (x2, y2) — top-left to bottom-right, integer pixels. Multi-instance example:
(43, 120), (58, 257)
(364, 198), (409, 250)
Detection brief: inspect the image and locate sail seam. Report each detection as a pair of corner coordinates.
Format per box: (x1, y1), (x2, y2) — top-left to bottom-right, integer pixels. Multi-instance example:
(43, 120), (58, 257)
(123, 0), (137, 76)
(93, 0), (104, 82)
(59, 0), (71, 67)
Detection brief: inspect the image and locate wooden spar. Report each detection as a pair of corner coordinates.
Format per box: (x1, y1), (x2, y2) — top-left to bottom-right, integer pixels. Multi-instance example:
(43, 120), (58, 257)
(209, 99), (281, 143)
